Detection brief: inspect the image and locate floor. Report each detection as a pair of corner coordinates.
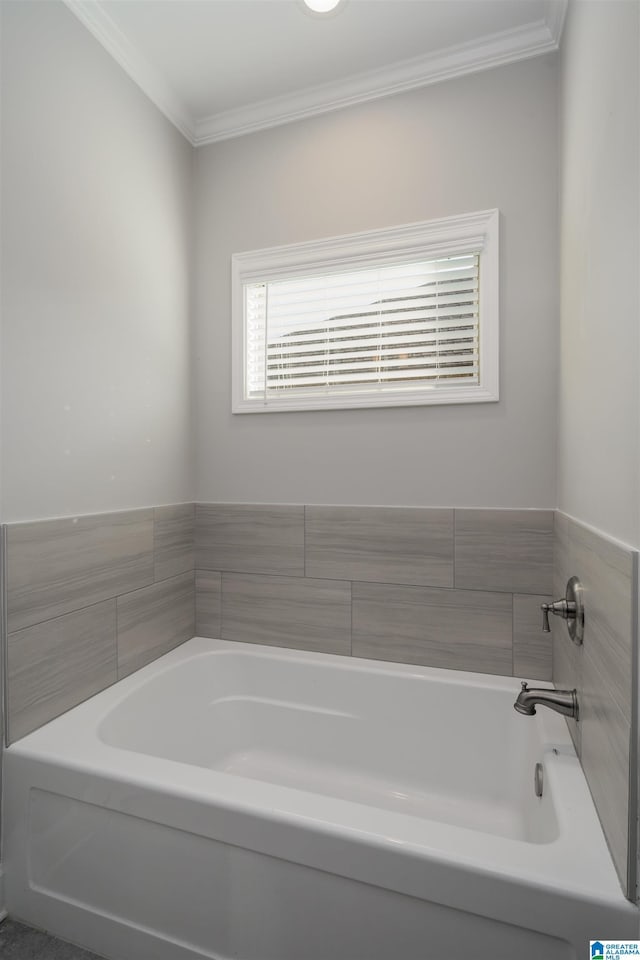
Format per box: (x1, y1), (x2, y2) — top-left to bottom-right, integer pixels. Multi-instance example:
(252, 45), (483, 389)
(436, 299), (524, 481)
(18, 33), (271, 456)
(0, 919), (107, 959)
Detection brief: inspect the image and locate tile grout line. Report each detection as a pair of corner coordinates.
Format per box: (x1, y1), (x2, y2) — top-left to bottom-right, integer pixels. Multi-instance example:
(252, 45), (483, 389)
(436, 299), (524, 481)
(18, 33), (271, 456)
(452, 507), (457, 590)
(349, 580), (353, 657)
(220, 571), (225, 640)
(115, 591), (121, 680)
(511, 593), (515, 677)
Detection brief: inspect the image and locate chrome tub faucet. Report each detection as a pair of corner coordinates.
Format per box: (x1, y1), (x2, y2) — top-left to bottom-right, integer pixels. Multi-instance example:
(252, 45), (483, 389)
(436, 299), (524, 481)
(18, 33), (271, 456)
(514, 681), (579, 720)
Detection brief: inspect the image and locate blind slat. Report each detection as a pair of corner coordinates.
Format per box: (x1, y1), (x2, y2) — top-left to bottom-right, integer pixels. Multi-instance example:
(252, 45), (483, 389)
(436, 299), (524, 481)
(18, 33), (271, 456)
(246, 252), (480, 399)
(268, 336), (477, 361)
(265, 318), (478, 350)
(262, 366), (479, 390)
(266, 353), (477, 377)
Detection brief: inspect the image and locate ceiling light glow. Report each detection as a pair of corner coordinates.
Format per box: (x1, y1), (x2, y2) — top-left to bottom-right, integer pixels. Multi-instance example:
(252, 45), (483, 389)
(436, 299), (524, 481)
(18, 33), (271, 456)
(303, 0), (342, 13)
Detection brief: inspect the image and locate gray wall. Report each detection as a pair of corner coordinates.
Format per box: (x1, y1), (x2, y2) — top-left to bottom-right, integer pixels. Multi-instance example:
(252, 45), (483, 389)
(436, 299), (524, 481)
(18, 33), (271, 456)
(553, 0), (640, 901)
(557, 0), (639, 548)
(1, 1), (195, 523)
(193, 56), (558, 509)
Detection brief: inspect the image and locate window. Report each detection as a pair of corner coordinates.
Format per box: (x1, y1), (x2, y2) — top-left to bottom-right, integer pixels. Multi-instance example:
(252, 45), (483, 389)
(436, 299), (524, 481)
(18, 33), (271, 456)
(232, 209), (499, 413)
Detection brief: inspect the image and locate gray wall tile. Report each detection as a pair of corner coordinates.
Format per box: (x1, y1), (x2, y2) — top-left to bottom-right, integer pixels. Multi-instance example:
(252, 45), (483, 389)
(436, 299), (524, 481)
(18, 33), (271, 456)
(352, 582), (512, 675)
(454, 509), (553, 595)
(552, 620), (582, 755)
(554, 511), (570, 594)
(569, 517), (635, 892)
(551, 512), (580, 751)
(117, 572), (195, 679)
(196, 570), (222, 638)
(154, 503), (194, 581)
(7, 600), (117, 742)
(513, 594), (552, 680)
(569, 519), (634, 725)
(552, 512), (637, 895)
(580, 643), (631, 890)
(305, 506), (454, 587)
(222, 573), (350, 655)
(196, 503), (304, 576)
(6, 509), (154, 633)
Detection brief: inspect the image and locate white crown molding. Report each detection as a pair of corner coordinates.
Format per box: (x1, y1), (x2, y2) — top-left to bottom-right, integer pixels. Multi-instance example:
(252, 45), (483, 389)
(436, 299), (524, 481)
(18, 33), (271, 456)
(545, 0), (569, 47)
(61, 0), (196, 143)
(62, 0), (568, 148)
(195, 15), (562, 145)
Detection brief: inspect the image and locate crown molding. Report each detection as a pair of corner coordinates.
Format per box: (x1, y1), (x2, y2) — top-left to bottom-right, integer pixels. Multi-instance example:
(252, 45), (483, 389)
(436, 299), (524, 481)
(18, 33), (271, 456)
(61, 0), (196, 143)
(62, 0), (568, 148)
(195, 15), (563, 145)
(545, 0), (569, 47)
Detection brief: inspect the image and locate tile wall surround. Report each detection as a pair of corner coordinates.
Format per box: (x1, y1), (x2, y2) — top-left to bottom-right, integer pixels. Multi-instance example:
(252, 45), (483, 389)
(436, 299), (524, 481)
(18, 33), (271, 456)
(3, 503), (195, 743)
(195, 503), (554, 677)
(551, 512), (638, 899)
(3, 501), (554, 748)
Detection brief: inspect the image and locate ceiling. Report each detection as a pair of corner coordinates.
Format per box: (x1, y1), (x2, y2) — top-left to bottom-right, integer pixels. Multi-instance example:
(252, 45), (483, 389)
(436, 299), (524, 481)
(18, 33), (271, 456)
(62, 0), (567, 145)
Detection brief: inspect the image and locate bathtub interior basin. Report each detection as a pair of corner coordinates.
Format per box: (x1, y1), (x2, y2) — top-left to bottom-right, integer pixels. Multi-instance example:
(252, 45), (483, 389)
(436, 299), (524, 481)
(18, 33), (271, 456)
(97, 648), (554, 842)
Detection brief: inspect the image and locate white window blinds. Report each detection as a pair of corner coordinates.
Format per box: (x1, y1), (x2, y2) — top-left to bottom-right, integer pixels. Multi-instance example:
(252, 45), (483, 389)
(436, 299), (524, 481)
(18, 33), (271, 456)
(232, 209), (498, 413)
(245, 253), (479, 400)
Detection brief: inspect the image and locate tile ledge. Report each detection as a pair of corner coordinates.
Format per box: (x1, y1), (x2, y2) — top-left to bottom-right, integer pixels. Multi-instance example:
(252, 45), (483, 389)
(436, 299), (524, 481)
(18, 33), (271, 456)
(557, 511), (639, 555)
(2, 505), (157, 526)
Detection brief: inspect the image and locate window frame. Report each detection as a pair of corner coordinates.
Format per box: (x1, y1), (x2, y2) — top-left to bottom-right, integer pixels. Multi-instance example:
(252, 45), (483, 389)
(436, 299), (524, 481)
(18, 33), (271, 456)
(231, 208), (499, 414)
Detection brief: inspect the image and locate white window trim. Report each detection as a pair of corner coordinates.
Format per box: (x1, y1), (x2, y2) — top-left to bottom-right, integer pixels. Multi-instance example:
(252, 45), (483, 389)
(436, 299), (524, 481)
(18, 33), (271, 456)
(231, 209), (499, 414)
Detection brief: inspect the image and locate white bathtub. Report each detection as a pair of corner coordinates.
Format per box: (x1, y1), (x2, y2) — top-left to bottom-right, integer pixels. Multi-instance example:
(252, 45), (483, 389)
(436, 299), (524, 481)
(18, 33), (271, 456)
(3, 637), (637, 959)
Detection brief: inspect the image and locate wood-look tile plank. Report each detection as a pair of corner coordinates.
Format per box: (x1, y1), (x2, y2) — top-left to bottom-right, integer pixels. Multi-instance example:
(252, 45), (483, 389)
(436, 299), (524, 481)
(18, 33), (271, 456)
(195, 570), (222, 638)
(196, 504), (304, 576)
(562, 517), (636, 894)
(568, 518), (635, 725)
(454, 509), (553, 595)
(117, 572), (195, 679)
(513, 594), (552, 681)
(6, 509), (154, 633)
(552, 512), (581, 752)
(7, 600), (117, 742)
(305, 506), (454, 587)
(352, 582), (512, 675)
(222, 573), (350, 655)
(580, 640), (631, 890)
(154, 503), (194, 581)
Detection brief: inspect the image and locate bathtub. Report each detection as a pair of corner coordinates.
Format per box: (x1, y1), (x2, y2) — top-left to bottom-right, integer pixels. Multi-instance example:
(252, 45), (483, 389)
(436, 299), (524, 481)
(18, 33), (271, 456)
(3, 637), (637, 959)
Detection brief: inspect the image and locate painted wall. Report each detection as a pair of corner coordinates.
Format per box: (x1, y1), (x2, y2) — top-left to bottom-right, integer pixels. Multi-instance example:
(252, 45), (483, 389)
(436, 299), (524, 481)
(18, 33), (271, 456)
(555, 0), (640, 904)
(1, 1), (194, 523)
(194, 56), (558, 508)
(557, 0), (640, 549)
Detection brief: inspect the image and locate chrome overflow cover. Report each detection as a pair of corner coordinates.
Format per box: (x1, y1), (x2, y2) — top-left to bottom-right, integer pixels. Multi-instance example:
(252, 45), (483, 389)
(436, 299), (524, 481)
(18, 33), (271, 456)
(534, 762), (544, 798)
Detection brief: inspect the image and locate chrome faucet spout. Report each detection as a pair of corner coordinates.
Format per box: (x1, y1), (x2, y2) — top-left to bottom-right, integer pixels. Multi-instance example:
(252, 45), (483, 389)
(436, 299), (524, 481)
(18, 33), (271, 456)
(513, 681), (579, 720)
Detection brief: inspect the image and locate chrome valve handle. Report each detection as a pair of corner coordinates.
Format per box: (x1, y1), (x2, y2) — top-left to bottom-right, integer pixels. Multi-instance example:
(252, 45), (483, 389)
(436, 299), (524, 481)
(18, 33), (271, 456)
(541, 598), (573, 632)
(540, 577), (584, 645)
(541, 605), (550, 633)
